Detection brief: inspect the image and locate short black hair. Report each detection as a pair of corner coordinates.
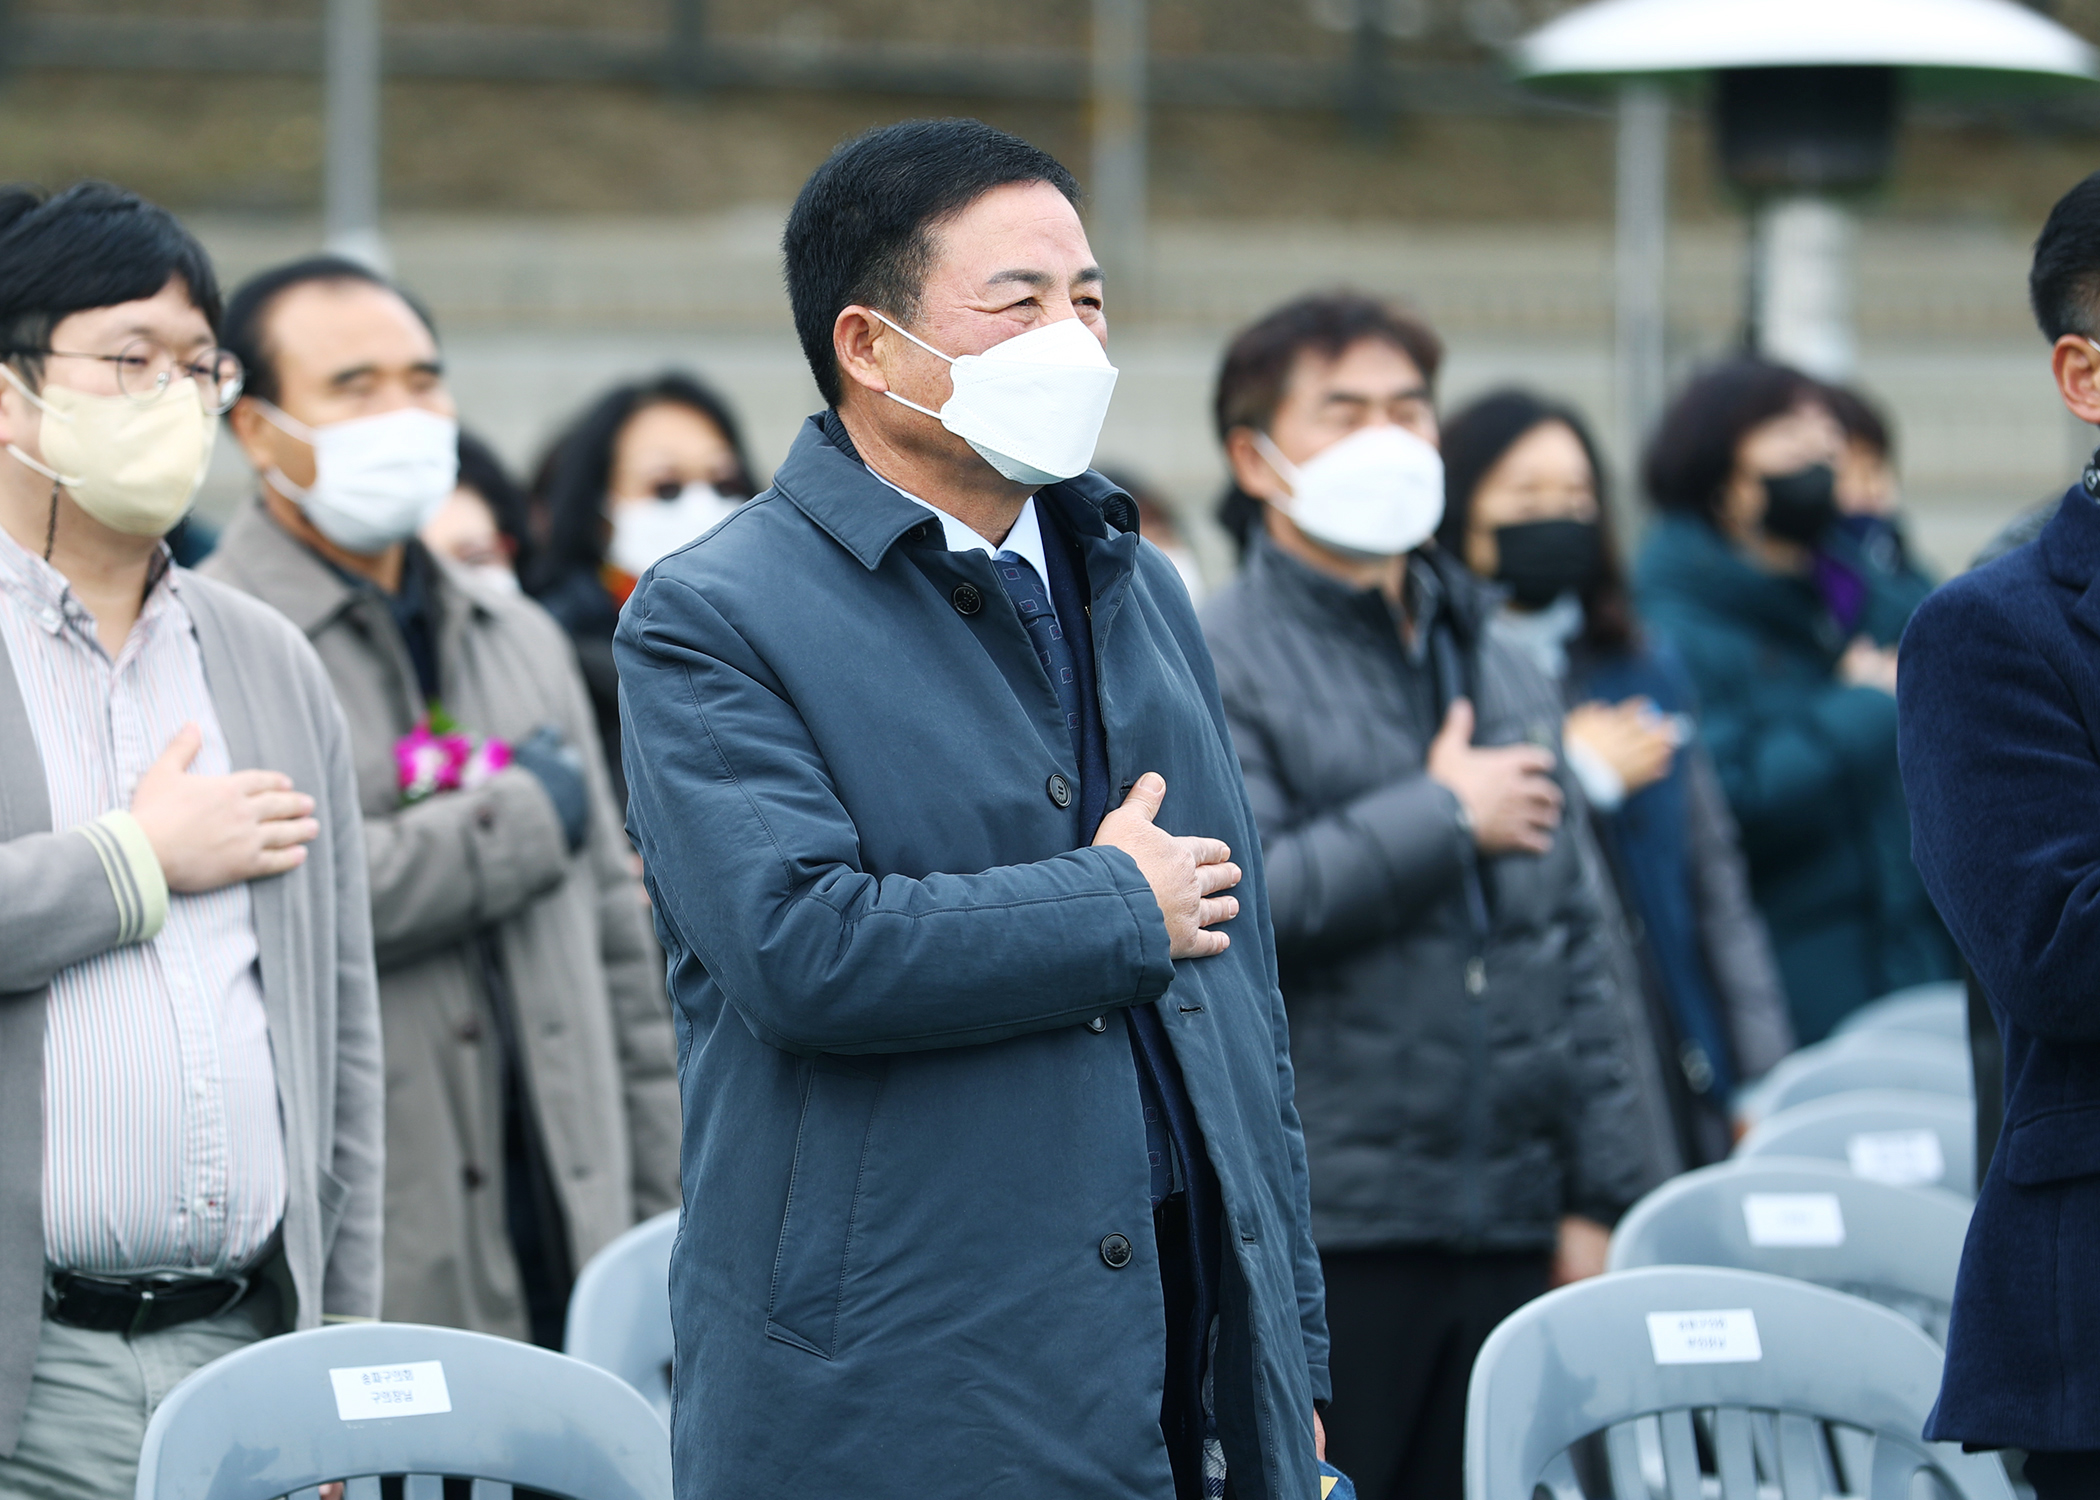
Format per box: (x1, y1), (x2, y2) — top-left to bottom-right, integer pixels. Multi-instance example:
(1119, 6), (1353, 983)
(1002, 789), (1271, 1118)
(1644, 357), (1821, 521)
(0, 181), (220, 390)
(1438, 388), (1636, 653)
(220, 254), (439, 410)
(2032, 171), (2100, 343)
(782, 119), (1082, 407)
(1211, 291), (1445, 554)
(526, 370), (757, 590)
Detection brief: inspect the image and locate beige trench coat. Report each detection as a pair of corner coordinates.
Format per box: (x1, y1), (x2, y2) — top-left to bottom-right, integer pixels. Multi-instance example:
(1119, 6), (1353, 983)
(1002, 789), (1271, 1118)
(204, 502), (679, 1339)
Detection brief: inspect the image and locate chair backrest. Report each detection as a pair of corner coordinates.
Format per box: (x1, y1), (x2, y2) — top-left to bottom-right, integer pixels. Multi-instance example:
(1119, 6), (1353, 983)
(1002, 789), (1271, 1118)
(1606, 1158), (1970, 1341)
(1831, 982), (1968, 1045)
(134, 1321), (672, 1500)
(1739, 1033), (1972, 1124)
(1737, 1089), (1979, 1199)
(1463, 1265), (2013, 1500)
(563, 1208), (679, 1421)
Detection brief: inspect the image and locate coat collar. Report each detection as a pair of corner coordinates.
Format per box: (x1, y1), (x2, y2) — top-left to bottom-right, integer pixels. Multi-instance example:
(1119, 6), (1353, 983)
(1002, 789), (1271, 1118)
(772, 410), (1138, 572)
(1638, 512), (1842, 660)
(2038, 484), (2100, 642)
(1241, 529), (1486, 652)
(213, 498), (495, 639)
(214, 500), (361, 635)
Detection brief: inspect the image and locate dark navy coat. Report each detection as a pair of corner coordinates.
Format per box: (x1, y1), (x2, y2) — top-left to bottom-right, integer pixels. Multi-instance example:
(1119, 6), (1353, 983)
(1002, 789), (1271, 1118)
(1901, 483), (2100, 1451)
(614, 416), (1327, 1498)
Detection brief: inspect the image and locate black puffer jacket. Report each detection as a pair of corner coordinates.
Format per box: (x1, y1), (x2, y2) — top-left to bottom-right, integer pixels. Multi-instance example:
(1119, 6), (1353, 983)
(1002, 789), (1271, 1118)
(1202, 534), (1652, 1252)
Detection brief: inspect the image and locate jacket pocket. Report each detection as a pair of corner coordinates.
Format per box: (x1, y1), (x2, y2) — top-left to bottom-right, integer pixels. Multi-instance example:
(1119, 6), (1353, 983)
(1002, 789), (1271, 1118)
(2004, 1104), (2100, 1186)
(766, 1056), (883, 1358)
(316, 1165), (352, 1257)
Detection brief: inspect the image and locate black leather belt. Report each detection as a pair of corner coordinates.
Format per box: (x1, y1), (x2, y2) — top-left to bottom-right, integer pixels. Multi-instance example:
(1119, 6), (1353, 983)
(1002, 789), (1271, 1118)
(45, 1270), (255, 1337)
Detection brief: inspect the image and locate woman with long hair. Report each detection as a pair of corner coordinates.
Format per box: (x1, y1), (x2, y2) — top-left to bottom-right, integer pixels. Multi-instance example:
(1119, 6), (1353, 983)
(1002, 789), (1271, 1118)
(527, 372), (758, 809)
(1440, 387), (1795, 1161)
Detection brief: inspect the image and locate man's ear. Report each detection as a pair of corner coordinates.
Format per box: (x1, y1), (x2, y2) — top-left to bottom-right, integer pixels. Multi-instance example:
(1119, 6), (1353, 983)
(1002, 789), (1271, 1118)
(0, 368), (26, 453)
(2052, 334), (2100, 426)
(1224, 427), (1281, 503)
(226, 397), (282, 475)
(833, 307), (891, 397)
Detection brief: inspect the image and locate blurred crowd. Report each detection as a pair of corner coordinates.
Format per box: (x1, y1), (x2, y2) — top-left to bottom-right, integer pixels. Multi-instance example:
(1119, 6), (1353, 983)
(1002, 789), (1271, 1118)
(0, 163), (1956, 1500)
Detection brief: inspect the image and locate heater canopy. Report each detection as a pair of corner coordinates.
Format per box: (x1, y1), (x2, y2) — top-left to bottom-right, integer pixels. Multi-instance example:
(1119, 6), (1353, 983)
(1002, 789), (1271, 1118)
(1513, 0), (2096, 96)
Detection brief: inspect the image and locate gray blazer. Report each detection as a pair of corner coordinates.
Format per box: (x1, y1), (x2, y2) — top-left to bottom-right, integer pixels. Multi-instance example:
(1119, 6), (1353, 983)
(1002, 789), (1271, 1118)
(0, 567), (384, 1455)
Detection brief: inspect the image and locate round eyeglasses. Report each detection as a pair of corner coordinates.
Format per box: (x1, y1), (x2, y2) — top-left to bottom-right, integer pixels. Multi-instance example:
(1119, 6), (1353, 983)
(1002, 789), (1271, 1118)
(30, 340), (246, 416)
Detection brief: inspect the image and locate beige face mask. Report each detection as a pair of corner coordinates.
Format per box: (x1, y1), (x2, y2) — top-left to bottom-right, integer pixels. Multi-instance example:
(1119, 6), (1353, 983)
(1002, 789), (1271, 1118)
(1, 363), (215, 537)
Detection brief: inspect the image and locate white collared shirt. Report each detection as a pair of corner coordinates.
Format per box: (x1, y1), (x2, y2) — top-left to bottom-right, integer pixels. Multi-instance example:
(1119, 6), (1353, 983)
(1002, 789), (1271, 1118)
(865, 466), (1057, 622)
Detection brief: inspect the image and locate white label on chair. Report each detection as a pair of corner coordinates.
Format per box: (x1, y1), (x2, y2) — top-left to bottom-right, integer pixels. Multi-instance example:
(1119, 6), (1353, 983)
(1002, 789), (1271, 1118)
(1846, 1129), (1945, 1186)
(1741, 1192), (1846, 1247)
(329, 1361), (452, 1421)
(1646, 1309), (1762, 1364)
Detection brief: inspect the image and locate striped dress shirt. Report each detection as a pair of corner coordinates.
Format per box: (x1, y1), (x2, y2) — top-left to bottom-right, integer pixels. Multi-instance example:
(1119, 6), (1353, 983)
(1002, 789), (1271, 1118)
(0, 523), (286, 1277)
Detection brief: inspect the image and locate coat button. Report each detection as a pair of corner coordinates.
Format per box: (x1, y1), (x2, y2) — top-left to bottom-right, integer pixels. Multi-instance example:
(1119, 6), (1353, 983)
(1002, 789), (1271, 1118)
(462, 1164), (485, 1190)
(1100, 1233), (1133, 1269)
(1046, 773), (1072, 808)
(1085, 1016), (1107, 1034)
(951, 583), (983, 616)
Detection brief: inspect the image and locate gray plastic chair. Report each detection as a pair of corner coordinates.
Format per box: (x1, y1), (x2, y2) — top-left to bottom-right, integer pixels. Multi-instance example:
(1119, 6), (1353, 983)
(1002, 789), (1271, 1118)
(133, 1321), (672, 1500)
(1738, 1033), (1972, 1125)
(1737, 1089), (1979, 1199)
(1832, 982), (1968, 1045)
(1463, 1265), (2013, 1500)
(563, 1208), (679, 1422)
(1607, 1158), (1970, 1341)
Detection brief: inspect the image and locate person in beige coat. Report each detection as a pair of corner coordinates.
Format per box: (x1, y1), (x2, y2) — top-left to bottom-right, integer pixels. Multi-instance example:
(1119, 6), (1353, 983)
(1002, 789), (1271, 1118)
(201, 254), (680, 1346)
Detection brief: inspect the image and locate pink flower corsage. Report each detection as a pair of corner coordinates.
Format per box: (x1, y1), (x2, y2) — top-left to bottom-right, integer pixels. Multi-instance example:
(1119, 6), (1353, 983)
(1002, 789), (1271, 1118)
(393, 704), (511, 805)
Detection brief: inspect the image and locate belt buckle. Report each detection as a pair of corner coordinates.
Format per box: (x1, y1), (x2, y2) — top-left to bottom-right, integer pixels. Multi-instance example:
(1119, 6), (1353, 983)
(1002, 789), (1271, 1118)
(126, 1286), (159, 1340)
(123, 1273), (248, 1338)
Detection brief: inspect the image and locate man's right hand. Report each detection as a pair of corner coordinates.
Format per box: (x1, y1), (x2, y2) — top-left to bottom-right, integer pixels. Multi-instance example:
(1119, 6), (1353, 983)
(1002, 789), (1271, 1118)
(1426, 698), (1563, 856)
(130, 723), (319, 893)
(1092, 772), (1241, 959)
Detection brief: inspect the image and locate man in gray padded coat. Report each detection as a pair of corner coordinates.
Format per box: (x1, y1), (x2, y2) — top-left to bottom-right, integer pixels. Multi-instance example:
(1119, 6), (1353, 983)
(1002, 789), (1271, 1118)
(1201, 292), (1650, 1500)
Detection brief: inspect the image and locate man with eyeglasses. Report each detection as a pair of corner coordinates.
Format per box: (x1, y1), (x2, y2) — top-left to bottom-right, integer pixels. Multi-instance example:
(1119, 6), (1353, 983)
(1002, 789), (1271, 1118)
(0, 183), (382, 1500)
(201, 256), (679, 1351)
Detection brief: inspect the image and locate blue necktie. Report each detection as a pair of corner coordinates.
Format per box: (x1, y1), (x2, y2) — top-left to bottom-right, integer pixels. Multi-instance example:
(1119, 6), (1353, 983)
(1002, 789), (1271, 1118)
(993, 550), (1084, 766)
(992, 548), (1177, 1206)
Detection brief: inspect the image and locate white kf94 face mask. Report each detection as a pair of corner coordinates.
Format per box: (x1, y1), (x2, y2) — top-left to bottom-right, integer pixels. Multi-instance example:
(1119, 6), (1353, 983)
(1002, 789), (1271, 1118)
(257, 400), (460, 555)
(607, 482), (741, 577)
(1254, 424), (1446, 558)
(871, 312), (1119, 486)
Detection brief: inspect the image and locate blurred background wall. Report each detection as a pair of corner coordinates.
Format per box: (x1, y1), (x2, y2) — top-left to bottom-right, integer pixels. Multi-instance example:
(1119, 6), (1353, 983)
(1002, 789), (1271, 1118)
(4, 0), (2097, 579)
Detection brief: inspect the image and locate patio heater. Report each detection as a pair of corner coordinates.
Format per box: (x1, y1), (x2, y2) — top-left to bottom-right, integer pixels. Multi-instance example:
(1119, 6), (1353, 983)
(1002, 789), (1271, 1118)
(1509, 0), (2094, 458)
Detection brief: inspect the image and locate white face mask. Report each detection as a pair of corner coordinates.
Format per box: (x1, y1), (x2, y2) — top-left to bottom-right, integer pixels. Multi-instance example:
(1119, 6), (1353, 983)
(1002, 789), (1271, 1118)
(462, 562), (520, 596)
(871, 312), (1119, 486)
(607, 482), (740, 577)
(1254, 424), (1445, 558)
(2, 363), (215, 537)
(256, 401), (459, 555)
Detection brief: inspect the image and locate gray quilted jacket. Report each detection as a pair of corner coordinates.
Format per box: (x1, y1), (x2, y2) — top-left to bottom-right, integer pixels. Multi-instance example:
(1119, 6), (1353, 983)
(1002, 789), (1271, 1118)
(1202, 535), (1655, 1252)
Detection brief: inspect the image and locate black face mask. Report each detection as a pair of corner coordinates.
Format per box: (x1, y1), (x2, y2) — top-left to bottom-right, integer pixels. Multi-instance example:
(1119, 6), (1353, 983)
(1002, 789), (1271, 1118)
(1493, 518), (1602, 608)
(1760, 464), (1839, 547)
